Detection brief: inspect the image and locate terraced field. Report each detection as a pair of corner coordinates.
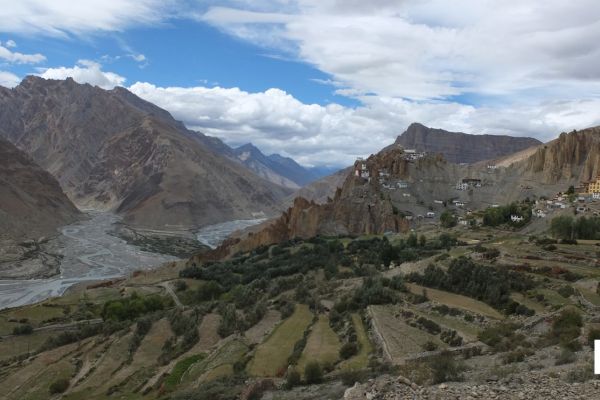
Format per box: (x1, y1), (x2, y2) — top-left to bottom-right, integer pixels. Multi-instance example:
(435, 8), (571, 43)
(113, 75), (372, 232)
(297, 314), (341, 372)
(369, 305), (445, 365)
(405, 283), (504, 319)
(183, 338), (249, 385)
(247, 304), (313, 376)
(339, 313), (373, 371)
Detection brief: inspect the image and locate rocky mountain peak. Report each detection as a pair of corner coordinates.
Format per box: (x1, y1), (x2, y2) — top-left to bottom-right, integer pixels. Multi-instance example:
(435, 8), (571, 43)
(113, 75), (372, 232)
(394, 122), (542, 164)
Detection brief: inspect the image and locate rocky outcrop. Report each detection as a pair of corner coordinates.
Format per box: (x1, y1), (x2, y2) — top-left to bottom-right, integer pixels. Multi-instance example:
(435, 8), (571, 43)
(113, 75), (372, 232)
(343, 372), (600, 400)
(394, 122), (541, 164)
(0, 76), (291, 230)
(194, 149), (413, 260)
(519, 127), (600, 184)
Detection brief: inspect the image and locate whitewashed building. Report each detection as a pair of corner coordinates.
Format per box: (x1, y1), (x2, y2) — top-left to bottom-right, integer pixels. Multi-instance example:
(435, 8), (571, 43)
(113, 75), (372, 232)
(510, 215), (524, 222)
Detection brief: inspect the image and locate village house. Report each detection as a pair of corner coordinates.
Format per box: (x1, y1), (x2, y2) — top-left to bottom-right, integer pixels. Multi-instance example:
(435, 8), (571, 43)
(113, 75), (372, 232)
(510, 214), (524, 223)
(402, 148), (426, 161)
(462, 178), (482, 188)
(354, 158), (371, 179)
(534, 209), (547, 218)
(582, 175), (600, 194)
(456, 182), (469, 191)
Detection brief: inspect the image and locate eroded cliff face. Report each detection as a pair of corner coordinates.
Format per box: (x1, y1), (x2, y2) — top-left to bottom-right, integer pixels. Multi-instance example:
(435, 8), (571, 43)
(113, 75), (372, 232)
(521, 127), (600, 184)
(193, 149), (412, 261)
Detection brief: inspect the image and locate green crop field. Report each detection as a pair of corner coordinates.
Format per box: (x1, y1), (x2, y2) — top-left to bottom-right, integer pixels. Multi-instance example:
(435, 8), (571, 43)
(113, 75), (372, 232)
(247, 304), (313, 376)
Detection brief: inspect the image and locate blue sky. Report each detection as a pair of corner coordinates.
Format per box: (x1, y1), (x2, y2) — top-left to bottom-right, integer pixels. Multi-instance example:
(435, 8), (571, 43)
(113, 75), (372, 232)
(4, 20), (358, 107)
(1, 1), (599, 167)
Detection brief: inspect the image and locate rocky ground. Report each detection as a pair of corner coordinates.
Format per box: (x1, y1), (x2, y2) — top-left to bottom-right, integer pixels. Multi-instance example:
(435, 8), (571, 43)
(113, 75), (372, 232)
(0, 238), (62, 279)
(343, 372), (600, 400)
(111, 223), (210, 258)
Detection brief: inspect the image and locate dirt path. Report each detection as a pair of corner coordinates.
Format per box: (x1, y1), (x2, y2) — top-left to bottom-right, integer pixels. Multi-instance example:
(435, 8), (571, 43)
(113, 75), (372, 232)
(159, 281), (184, 309)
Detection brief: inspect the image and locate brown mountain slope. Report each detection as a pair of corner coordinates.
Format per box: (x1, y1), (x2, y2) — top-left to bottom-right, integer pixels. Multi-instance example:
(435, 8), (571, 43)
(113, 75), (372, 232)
(0, 137), (80, 241)
(282, 167), (351, 207)
(0, 77), (291, 230)
(393, 122), (542, 164)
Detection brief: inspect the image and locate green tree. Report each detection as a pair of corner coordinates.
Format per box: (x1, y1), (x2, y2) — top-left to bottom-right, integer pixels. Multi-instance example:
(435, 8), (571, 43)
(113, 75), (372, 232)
(440, 210), (457, 228)
(550, 215), (574, 240)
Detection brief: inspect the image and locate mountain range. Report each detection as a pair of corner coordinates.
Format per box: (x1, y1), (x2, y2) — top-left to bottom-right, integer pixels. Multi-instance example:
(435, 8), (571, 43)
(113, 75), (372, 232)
(393, 122), (542, 164)
(233, 143), (324, 189)
(1, 76), (595, 248)
(201, 125), (600, 258)
(0, 77), (293, 231)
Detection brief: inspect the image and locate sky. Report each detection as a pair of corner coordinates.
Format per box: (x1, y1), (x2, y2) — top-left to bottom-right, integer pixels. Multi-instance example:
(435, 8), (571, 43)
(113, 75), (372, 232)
(1, 0), (600, 168)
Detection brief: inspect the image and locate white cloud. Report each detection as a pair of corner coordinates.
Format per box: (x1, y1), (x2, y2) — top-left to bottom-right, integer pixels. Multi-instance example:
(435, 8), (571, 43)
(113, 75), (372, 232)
(129, 81), (600, 167)
(129, 54), (146, 62)
(200, 1), (600, 101)
(0, 0), (176, 36)
(0, 70), (20, 88)
(0, 43), (45, 64)
(39, 60), (125, 89)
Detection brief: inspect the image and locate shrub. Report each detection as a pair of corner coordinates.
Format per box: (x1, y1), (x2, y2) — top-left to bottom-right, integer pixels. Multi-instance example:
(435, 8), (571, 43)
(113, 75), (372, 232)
(340, 369), (366, 386)
(501, 348), (532, 364)
(339, 342), (359, 359)
(173, 280), (188, 291)
(550, 309), (582, 346)
(565, 366), (596, 383)
(416, 317), (441, 335)
(429, 351), (464, 384)
(49, 378), (69, 394)
(587, 328), (600, 348)
(422, 341), (438, 351)
(304, 361), (323, 384)
(555, 349), (576, 365)
(285, 368), (301, 389)
(557, 285), (575, 298)
(12, 324), (33, 335)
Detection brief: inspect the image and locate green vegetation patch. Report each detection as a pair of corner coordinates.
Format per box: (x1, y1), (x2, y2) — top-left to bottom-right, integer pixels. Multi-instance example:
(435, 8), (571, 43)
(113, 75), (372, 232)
(297, 315), (341, 373)
(164, 354), (206, 391)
